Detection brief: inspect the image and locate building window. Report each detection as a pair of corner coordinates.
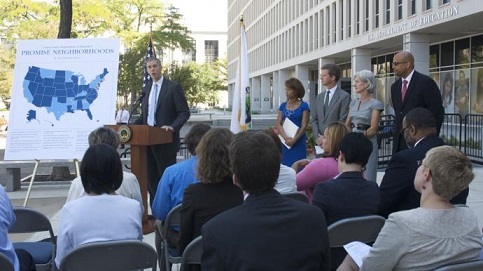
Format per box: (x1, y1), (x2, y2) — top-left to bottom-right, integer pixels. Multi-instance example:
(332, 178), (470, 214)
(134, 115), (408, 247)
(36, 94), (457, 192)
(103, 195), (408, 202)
(455, 38), (470, 68)
(441, 41), (455, 68)
(441, 0), (450, 4)
(430, 45), (440, 70)
(204, 40), (218, 63)
(397, 0), (403, 20)
(425, 0), (432, 10)
(364, 0), (369, 32)
(410, 0), (416, 16)
(356, 1), (360, 34)
(182, 40), (196, 64)
(385, 0), (391, 25)
(375, 0), (380, 28)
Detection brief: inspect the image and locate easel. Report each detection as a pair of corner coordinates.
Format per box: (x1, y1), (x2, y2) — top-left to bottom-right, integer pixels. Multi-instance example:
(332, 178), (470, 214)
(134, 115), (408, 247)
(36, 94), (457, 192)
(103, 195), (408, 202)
(23, 159), (81, 206)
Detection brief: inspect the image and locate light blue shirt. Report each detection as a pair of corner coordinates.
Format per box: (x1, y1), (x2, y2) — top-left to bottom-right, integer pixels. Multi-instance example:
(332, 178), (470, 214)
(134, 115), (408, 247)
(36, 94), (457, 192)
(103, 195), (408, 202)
(152, 156), (199, 221)
(0, 186), (19, 271)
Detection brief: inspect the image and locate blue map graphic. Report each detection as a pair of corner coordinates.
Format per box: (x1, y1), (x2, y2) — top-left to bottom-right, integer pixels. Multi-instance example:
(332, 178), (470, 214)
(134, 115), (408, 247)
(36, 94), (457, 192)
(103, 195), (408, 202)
(23, 66), (108, 120)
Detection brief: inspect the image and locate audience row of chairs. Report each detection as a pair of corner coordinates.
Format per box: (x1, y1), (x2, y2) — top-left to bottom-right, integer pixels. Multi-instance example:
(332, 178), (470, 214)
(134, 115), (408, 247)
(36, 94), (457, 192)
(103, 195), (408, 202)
(3, 200), (482, 270)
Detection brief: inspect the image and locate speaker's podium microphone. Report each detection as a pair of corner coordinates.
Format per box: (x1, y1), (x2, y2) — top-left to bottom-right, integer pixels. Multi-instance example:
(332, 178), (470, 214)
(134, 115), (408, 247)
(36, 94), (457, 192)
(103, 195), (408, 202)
(127, 92), (145, 125)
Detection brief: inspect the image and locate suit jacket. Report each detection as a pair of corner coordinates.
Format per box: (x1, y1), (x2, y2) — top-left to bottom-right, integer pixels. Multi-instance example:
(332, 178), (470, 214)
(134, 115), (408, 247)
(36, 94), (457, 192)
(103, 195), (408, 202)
(312, 171), (380, 226)
(391, 71), (444, 152)
(311, 87), (351, 138)
(312, 171), (380, 269)
(378, 135), (468, 218)
(179, 177), (243, 254)
(201, 189), (331, 271)
(139, 77), (190, 145)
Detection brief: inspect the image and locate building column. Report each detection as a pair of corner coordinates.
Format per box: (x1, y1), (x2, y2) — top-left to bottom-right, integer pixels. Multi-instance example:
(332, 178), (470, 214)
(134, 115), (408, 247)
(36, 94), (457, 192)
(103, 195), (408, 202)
(251, 77), (261, 113)
(351, 48), (372, 96)
(274, 69), (290, 110)
(295, 65), (309, 102)
(403, 33), (430, 75)
(228, 83), (234, 110)
(261, 74), (271, 113)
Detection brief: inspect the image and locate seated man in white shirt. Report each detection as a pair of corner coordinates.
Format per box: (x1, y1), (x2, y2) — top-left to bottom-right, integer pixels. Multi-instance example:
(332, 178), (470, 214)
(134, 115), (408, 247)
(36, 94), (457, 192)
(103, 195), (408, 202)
(66, 127), (142, 208)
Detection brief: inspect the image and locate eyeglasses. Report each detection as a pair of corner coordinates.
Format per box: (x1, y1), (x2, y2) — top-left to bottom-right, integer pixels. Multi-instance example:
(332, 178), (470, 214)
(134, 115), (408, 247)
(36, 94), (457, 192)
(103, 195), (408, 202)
(400, 124), (411, 133)
(392, 61), (407, 66)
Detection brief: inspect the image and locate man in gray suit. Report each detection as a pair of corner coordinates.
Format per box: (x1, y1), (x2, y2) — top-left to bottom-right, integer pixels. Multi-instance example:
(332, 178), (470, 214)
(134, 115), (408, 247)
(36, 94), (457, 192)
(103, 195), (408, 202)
(310, 64), (351, 146)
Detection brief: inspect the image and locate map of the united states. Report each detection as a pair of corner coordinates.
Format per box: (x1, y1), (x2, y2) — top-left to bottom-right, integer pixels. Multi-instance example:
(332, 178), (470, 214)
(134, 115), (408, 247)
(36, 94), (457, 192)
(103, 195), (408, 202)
(23, 66), (108, 120)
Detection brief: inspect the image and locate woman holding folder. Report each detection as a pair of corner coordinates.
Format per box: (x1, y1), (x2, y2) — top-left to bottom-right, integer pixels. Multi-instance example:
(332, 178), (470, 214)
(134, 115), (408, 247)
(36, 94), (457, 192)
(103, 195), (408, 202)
(276, 78), (310, 167)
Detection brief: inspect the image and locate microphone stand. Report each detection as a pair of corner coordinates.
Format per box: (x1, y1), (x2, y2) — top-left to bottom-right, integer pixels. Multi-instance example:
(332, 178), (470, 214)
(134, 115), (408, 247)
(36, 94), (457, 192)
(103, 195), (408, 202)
(127, 92), (145, 125)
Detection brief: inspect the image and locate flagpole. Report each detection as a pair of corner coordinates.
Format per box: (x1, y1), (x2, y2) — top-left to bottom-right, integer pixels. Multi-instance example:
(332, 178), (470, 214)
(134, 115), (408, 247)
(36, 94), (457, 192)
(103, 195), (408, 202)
(237, 16), (243, 129)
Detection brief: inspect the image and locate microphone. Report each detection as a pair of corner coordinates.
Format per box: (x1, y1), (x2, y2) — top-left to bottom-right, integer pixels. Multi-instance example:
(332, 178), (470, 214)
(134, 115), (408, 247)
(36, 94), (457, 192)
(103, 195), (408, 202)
(127, 92), (145, 125)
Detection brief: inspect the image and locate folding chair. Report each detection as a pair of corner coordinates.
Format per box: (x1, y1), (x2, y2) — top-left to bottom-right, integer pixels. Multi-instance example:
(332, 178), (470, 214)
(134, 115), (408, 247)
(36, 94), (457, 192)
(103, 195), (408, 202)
(327, 215), (385, 269)
(281, 192), (309, 203)
(58, 240), (157, 271)
(180, 236), (203, 271)
(9, 206), (56, 271)
(433, 259), (483, 271)
(327, 215), (385, 247)
(162, 204), (182, 271)
(0, 252), (14, 271)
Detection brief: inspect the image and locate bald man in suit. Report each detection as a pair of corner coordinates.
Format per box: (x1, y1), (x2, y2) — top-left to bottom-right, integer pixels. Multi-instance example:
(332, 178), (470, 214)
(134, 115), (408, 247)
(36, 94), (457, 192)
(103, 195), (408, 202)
(390, 51), (444, 154)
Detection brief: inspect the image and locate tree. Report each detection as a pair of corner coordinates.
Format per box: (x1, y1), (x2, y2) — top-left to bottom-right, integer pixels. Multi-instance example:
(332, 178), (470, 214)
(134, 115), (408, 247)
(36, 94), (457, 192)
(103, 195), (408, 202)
(58, 0), (72, 38)
(164, 61), (227, 107)
(0, 46), (14, 108)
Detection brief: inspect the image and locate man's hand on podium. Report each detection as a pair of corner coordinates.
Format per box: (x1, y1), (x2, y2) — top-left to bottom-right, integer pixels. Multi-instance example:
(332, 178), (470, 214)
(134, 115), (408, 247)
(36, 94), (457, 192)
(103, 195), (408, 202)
(160, 125), (174, 132)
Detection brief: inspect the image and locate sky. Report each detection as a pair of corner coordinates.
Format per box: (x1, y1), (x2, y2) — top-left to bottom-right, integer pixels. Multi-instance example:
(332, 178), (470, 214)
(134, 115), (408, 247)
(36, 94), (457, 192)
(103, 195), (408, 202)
(164, 0), (227, 32)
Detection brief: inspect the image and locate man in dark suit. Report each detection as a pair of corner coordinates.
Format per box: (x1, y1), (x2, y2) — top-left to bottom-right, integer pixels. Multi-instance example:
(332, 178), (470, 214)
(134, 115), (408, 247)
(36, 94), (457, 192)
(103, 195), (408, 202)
(379, 108), (468, 218)
(137, 57), (190, 205)
(201, 131), (331, 271)
(311, 63), (351, 146)
(391, 51), (444, 153)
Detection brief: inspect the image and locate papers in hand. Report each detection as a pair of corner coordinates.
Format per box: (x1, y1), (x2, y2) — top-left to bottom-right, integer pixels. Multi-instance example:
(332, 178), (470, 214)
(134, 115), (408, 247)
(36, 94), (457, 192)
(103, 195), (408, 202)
(278, 118), (299, 149)
(343, 241), (371, 268)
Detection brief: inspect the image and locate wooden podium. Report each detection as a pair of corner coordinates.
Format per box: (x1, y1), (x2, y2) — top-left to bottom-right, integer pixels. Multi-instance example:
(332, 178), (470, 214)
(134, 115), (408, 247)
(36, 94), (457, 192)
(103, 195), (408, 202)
(105, 125), (172, 234)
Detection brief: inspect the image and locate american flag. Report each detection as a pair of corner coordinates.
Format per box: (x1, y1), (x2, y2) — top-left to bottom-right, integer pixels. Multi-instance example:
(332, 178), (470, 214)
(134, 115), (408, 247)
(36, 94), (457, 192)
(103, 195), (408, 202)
(143, 35), (157, 88)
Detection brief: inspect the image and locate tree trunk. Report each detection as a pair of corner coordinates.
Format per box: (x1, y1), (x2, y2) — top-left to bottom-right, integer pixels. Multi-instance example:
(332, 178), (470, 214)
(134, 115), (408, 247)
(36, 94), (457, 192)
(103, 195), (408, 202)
(58, 0), (73, 38)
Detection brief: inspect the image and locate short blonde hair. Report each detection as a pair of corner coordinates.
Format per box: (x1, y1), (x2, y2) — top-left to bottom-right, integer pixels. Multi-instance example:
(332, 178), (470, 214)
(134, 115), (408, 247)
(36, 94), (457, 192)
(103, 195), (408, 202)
(424, 146), (474, 199)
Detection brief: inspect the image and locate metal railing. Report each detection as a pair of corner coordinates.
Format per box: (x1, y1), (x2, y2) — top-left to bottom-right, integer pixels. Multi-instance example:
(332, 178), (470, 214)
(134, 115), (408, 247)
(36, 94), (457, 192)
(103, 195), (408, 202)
(376, 113), (483, 169)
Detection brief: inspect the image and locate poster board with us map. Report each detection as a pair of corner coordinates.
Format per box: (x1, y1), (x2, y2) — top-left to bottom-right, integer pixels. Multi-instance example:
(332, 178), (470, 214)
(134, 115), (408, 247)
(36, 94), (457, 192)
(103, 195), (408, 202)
(5, 38), (120, 160)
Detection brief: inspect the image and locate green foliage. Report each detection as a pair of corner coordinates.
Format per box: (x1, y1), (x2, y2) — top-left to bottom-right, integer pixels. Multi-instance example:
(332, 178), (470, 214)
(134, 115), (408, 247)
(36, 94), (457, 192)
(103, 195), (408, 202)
(164, 60), (227, 107)
(441, 134), (482, 149)
(0, 0), (194, 104)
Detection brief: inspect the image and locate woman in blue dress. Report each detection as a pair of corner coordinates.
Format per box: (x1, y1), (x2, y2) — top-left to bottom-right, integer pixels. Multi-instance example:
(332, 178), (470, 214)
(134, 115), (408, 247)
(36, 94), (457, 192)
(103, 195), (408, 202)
(276, 78), (310, 167)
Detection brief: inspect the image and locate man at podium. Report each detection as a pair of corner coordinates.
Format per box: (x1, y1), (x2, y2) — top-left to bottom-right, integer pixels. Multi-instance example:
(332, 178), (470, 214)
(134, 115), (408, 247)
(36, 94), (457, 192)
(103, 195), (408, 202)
(135, 57), (190, 206)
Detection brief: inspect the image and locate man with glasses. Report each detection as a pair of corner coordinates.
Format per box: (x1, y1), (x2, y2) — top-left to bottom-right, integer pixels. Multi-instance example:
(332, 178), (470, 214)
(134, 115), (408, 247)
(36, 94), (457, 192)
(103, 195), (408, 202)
(378, 108), (468, 218)
(390, 51), (444, 154)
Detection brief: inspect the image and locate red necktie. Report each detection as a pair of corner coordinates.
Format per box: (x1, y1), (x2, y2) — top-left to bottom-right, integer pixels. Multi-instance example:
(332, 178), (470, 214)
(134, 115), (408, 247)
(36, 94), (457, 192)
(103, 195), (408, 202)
(401, 80), (408, 102)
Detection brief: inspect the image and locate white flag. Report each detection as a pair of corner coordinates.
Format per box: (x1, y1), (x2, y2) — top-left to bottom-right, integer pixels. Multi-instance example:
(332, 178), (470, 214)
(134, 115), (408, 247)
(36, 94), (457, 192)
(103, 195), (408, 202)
(230, 22), (251, 133)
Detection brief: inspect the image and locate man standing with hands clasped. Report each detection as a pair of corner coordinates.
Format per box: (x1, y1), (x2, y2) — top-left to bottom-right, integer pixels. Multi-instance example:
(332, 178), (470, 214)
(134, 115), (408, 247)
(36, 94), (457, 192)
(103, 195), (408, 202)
(390, 51), (444, 154)
(311, 63), (351, 147)
(136, 57), (190, 206)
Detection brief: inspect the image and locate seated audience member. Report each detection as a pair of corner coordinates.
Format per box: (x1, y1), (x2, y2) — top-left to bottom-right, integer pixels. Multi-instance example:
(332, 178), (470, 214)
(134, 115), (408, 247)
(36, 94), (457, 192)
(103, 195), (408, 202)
(179, 128), (243, 254)
(65, 127), (142, 208)
(201, 131), (330, 271)
(378, 107), (468, 218)
(312, 132), (380, 270)
(262, 129), (297, 193)
(55, 144), (142, 267)
(152, 123), (211, 269)
(293, 122), (350, 202)
(338, 146), (483, 271)
(0, 186), (36, 271)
